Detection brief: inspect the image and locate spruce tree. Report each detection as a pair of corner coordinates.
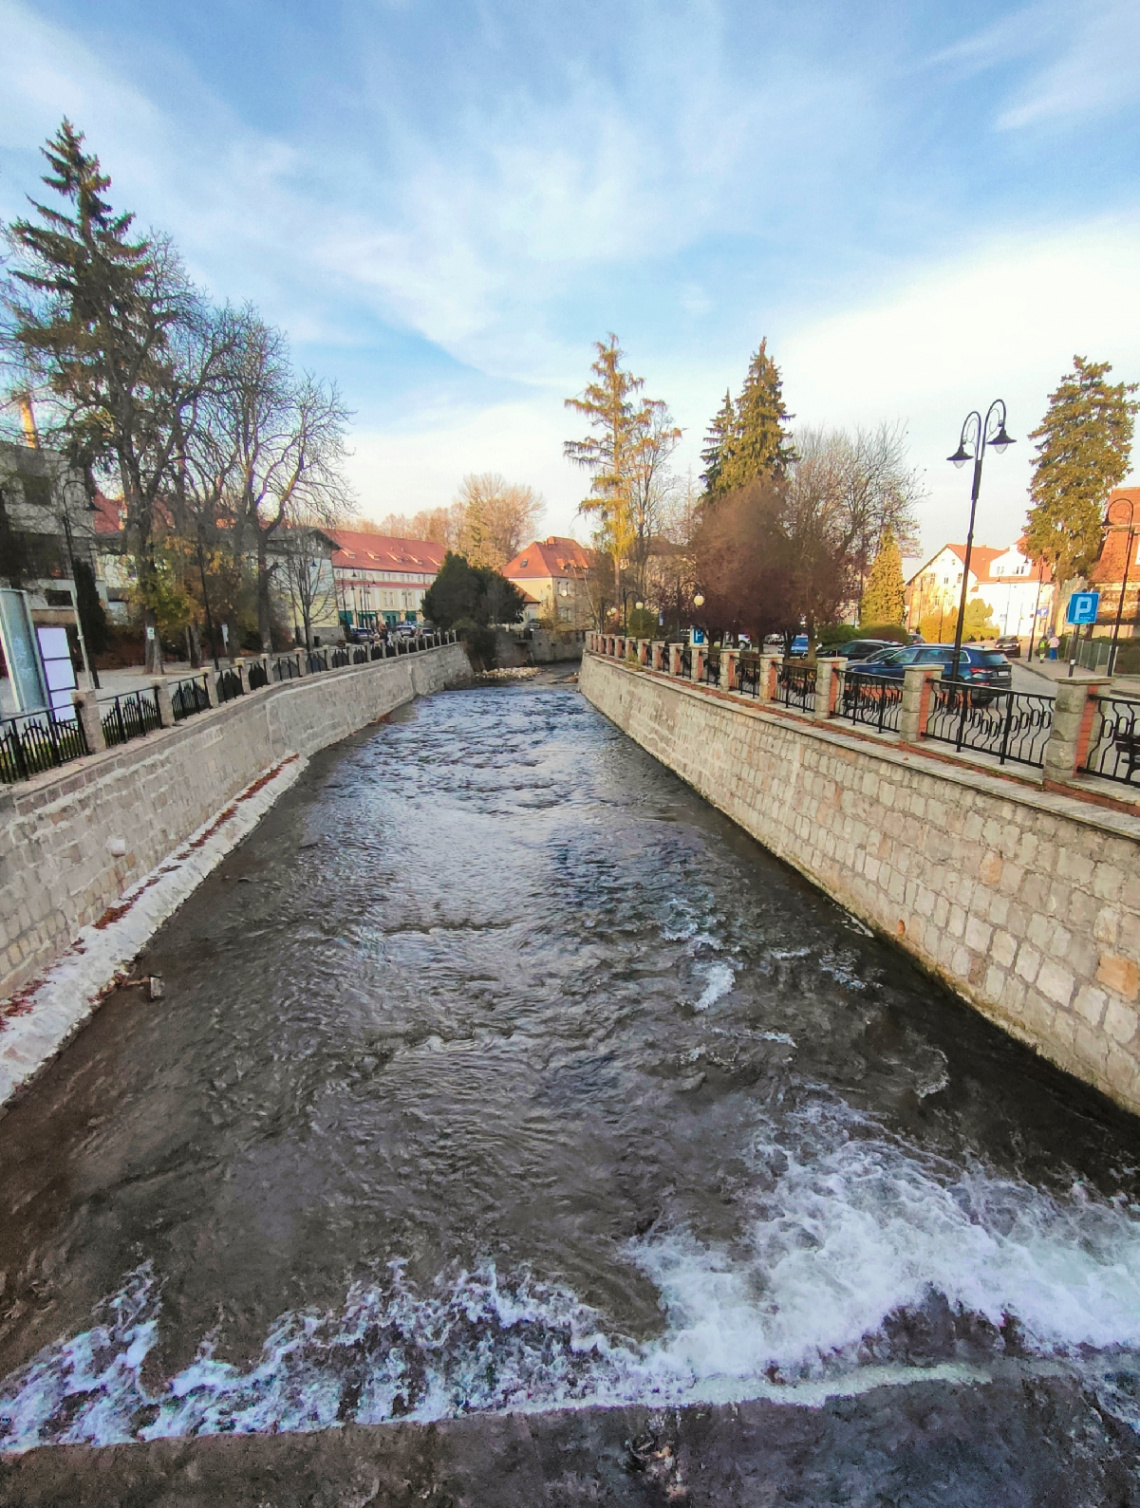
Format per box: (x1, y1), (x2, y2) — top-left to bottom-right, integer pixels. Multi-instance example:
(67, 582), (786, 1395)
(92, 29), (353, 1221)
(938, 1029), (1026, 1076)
(859, 527), (905, 626)
(715, 338), (795, 494)
(700, 389), (735, 496)
(6, 120), (205, 669)
(1024, 356), (1139, 615)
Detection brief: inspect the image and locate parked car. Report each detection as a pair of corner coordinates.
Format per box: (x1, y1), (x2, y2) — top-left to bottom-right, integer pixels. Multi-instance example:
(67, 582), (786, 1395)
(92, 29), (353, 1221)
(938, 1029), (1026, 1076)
(995, 635), (1022, 658)
(394, 621), (420, 637)
(847, 643), (1012, 702)
(819, 638), (897, 662)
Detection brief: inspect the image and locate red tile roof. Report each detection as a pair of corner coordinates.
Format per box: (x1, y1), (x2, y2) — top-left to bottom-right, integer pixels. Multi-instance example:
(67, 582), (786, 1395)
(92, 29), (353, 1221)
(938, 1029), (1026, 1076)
(92, 492), (125, 535)
(327, 529), (446, 574)
(503, 536), (591, 580)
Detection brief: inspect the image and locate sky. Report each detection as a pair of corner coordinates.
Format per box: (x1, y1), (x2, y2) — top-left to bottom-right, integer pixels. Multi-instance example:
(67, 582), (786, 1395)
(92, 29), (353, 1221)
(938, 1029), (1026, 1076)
(1, 0), (1139, 562)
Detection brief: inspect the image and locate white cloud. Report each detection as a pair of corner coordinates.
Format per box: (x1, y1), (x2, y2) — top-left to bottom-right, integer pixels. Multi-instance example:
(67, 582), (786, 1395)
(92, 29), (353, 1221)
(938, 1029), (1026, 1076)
(782, 218), (1140, 553)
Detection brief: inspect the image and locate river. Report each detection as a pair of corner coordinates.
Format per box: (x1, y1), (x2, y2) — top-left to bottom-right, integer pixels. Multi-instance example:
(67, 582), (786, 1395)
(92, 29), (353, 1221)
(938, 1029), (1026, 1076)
(2, 683), (1140, 1482)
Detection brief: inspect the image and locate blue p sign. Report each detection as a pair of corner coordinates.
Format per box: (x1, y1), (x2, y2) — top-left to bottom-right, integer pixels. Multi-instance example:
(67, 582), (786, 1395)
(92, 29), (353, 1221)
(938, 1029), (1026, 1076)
(1066, 591), (1100, 626)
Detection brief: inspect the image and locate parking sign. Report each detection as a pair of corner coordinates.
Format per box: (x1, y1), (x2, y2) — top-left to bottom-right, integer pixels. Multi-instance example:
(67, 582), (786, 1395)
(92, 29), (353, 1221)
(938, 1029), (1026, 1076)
(1066, 591), (1100, 626)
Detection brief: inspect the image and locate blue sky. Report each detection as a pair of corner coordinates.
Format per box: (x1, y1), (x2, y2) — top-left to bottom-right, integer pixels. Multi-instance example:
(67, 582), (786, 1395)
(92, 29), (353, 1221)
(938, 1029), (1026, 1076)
(2, 0), (1139, 555)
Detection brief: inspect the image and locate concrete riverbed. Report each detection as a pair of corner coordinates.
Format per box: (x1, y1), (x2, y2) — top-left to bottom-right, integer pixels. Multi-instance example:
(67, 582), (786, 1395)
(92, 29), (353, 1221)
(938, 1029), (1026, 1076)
(2, 684), (1140, 1501)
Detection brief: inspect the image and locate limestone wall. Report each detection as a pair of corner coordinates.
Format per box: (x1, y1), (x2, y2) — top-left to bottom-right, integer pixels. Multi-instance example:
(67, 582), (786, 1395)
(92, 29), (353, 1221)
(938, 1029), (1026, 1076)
(580, 653), (1140, 1116)
(0, 643), (469, 999)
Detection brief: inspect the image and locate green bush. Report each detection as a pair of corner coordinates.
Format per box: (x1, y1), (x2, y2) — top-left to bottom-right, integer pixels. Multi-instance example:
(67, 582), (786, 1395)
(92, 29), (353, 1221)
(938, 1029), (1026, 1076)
(454, 617), (497, 670)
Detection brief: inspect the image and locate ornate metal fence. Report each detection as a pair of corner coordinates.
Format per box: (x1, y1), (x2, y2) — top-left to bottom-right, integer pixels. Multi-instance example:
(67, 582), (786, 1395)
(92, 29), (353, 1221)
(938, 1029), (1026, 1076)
(171, 675), (210, 721)
(703, 651), (721, 687)
(0, 708), (89, 784)
(776, 663), (816, 712)
(1082, 696), (1140, 787)
(835, 671), (902, 734)
(248, 661), (269, 691)
(273, 656), (299, 682)
(679, 646), (692, 678)
(736, 657), (761, 697)
(924, 680), (1053, 768)
(101, 689), (163, 748)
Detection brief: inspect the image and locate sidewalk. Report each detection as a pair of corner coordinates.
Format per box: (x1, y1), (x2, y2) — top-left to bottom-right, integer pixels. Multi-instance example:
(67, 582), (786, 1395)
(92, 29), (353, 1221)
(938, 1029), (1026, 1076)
(1018, 657), (1140, 697)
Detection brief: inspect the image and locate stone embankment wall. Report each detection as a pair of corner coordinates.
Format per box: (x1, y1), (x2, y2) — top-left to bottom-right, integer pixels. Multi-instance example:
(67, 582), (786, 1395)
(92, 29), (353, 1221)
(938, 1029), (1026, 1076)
(0, 643), (469, 1000)
(580, 652), (1140, 1116)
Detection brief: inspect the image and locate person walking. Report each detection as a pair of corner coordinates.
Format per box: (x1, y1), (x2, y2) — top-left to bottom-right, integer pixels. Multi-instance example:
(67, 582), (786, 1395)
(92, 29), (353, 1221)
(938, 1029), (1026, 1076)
(1049, 633), (1060, 661)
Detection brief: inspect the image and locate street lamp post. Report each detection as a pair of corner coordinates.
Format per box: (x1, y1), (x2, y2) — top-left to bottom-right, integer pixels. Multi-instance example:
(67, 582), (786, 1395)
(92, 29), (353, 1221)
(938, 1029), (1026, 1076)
(1106, 495), (1138, 678)
(947, 400), (1015, 682)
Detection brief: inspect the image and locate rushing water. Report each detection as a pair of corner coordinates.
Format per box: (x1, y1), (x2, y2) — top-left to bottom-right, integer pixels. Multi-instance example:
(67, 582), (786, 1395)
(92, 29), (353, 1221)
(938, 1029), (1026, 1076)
(2, 683), (1140, 1458)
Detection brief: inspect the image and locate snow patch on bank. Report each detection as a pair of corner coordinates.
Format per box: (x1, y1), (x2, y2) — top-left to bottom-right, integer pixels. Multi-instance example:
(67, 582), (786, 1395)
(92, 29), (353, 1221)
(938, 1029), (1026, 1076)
(0, 755), (306, 1109)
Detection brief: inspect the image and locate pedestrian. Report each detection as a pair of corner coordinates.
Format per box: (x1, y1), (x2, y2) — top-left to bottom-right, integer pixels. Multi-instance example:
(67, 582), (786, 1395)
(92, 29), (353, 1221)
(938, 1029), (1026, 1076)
(1049, 633), (1060, 661)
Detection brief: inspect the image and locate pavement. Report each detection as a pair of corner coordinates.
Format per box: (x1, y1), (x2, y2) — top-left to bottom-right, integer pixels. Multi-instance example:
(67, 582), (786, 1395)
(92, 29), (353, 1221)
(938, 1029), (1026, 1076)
(1013, 656), (1140, 698)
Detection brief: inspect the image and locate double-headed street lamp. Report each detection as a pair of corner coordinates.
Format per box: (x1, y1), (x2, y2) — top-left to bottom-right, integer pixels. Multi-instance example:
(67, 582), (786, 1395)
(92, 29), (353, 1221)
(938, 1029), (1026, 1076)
(1105, 495), (1138, 678)
(947, 400), (1015, 681)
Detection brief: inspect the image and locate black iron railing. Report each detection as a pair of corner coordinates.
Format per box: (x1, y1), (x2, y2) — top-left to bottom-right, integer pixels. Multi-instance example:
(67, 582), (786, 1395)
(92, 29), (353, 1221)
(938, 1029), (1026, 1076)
(248, 661), (269, 691)
(273, 656), (299, 681)
(1082, 696), (1140, 786)
(307, 650), (329, 674)
(777, 663), (817, 712)
(171, 675), (210, 721)
(331, 648), (349, 668)
(736, 657), (761, 697)
(925, 680), (1053, 768)
(703, 651), (721, 687)
(101, 689), (163, 748)
(0, 708), (89, 784)
(217, 668), (244, 703)
(679, 646), (692, 678)
(835, 671), (902, 734)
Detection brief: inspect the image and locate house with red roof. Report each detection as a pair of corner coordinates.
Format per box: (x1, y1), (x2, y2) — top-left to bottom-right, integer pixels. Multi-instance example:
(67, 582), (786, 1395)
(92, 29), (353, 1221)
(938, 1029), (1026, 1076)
(905, 540), (1053, 643)
(1090, 488), (1140, 639)
(502, 536), (592, 628)
(326, 529), (447, 629)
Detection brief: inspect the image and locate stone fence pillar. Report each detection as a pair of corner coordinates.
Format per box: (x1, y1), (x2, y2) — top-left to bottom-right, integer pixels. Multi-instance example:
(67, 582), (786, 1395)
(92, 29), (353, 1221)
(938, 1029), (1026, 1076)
(900, 665), (940, 744)
(233, 659), (250, 694)
(759, 653), (779, 702)
(637, 638), (650, 666)
(722, 650), (738, 691)
(1044, 678), (1110, 783)
(651, 640), (665, 672)
(205, 668), (221, 706)
(151, 677), (175, 728)
(669, 644), (683, 677)
(814, 658), (843, 719)
(692, 645), (705, 683)
(71, 690), (106, 752)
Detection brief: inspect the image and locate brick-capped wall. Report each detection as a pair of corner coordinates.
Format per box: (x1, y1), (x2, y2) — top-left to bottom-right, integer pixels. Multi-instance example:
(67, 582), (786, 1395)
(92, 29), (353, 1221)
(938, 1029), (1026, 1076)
(0, 644), (469, 999)
(580, 652), (1140, 1116)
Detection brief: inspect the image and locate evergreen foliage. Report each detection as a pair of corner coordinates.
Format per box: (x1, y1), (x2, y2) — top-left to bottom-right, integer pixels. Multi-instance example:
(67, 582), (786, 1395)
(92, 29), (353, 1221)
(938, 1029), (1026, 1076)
(1024, 356), (1139, 604)
(702, 339), (795, 499)
(421, 551), (526, 632)
(859, 527), (905, 626)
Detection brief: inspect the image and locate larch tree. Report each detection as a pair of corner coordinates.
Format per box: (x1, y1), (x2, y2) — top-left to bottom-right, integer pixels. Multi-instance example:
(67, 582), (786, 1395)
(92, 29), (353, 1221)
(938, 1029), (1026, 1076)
(859, 527), (906, 626)
(1025, 356), (1139, 624)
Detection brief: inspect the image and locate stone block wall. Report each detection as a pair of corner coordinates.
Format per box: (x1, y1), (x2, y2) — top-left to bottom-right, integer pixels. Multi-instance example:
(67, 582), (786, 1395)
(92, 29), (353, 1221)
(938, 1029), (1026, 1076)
(0, 643), (469, 999)
(580, 652), (1140, 1116)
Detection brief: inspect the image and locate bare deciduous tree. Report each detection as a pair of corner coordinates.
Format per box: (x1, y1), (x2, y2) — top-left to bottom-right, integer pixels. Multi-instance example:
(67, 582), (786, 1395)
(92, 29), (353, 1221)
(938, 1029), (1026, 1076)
(451, 473), (543, 570)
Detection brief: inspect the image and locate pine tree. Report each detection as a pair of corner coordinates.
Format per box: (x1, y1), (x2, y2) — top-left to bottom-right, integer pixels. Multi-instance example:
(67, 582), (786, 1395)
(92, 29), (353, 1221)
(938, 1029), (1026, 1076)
(700, 389), (735, 495)
(715, 339), (795, 494)
(859, 527), (905, 626)
(1024, 356), (1139, 618)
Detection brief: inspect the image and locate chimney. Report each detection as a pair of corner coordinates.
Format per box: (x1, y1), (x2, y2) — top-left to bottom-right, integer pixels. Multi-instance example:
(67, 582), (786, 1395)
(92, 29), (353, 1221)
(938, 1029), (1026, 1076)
(18, 393), (40, 449)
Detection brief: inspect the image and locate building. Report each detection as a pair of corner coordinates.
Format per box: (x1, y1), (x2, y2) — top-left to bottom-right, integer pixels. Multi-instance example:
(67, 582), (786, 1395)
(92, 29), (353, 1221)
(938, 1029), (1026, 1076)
(1089, 487), (1140, 638)
(0, 439), (99, 711)
(502, 536), (592, 628)
(327, 529), (446, 629)
(905, 540), (1053, 642)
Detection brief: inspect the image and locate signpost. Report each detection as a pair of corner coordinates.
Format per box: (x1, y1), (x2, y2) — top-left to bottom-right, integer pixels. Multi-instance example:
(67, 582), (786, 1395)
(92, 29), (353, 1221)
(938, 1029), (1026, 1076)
(1065, 591), (1100, 678)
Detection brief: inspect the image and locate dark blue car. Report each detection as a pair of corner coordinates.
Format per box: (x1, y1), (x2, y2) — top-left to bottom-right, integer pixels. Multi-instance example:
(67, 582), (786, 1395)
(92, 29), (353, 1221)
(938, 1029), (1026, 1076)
(847, 643), (1011, 699)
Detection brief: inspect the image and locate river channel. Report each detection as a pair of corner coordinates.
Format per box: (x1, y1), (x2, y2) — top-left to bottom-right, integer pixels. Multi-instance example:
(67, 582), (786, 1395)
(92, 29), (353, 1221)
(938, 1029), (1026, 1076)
(2, 683), (1140, 1477)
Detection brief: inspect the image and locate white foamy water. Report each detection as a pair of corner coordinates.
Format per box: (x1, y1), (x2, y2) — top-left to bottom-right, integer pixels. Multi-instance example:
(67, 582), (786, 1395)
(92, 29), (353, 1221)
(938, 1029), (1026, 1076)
(693, 962), (736, 1011)
(4, 1103), (1140, 1454)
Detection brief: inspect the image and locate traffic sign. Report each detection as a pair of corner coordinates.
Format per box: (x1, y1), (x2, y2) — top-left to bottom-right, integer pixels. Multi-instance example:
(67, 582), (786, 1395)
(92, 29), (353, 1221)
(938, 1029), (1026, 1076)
(1066, 591), (1100, 626)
